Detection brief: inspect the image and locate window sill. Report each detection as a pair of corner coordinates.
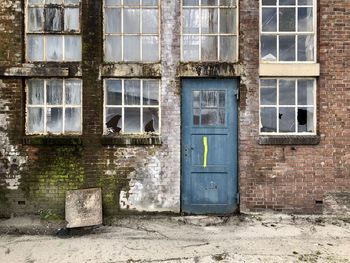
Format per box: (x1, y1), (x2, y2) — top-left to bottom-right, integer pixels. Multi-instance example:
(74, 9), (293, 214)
(259, 63), (320, 77)
(101, 135), (162, 146)
(257, 135), (320, 145)
(177, 62), (241, 77)
(101, 63), (161, 77)
(22, 136), (82, 145)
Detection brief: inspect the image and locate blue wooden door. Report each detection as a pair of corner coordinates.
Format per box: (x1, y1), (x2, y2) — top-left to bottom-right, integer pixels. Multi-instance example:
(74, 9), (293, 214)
(181, 79), (238, 214)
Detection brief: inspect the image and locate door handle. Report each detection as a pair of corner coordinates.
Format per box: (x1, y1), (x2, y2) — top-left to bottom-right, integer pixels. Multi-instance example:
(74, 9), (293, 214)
(203, 136), (208, 168)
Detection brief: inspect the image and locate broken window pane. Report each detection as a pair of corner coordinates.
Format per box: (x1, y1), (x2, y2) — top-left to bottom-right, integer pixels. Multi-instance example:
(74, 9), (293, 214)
(279, 35), (295, 61)
(28, 107), (44, 134)
(64, 36), (82, 61)
(143, 108), (159, 133)
(142, 36), (159, 61)
(220, 8), (235, 34)
(64, 8), (80, 32)
(183, 9), (200, 34)
(65, 80), (81, 105)
(27, 35), (44, 61)
(106, 108), (122, 134)
(279, 80), (295, 105)
(143, 80), (159, 105)
(47, 107), (63, 133)
(279, 107), (295, 132)
(47, 79), (63, 105)
(105, 36), (122, 61)
(261, 35), (277, 61)
(124, 108), (141, 133)
(124, 80), (141, 105)
(28, 8), (44, 32)
(183, 35), (199, 61)
(297, 35), (314, 61)
(260, 107), (277, 132)
(65, 108), (81, 132)
(297, 107), (314, 132)
(45, 8), (62, 32)
(124, 36), (140, 61)
(46, 35), (63, 61)
(28, 79), (45, 105)
(201, 36), (217, 60)
(220, 36), (236, 62)
(262, 8), (277, 32)
(106, 80), (122, 105)
(201, 8), (218, 34)
(142, 9), (158, 34)
(106, 8), (121, 33)
(124, 9), (140, 33)
(297, 79), (314, 105)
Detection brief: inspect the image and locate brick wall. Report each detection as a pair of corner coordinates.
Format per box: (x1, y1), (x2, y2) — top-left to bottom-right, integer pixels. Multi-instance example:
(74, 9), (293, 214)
(0, 0), (349, 217)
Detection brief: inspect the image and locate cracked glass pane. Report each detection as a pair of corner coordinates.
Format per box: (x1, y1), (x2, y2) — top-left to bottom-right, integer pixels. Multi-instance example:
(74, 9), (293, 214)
(47, 107), (63, 133)
(142, 36), (159, 62)
(47, 79), (63, 105)
(260, 107), (277, 132)
(105, 36), (122, 61)
(28, 8), (44, 32)
(279, 107), (295, 133)
(124, 108), (140, 133)
(27, 35), (44, 61)
(64, 8), (80, 32)
(65, 80), (81, 105)
(143, 80), (159, 105)
(106, 108), (122, 134)
(28, 107), (44, 133)
(65, 108), (81, 133)
(45, 7), (62, 32)
(143, 108), (159, 133)
(46, 35), (63, 61)
(297, 107), (314, 132)
(28, 79), (45, 105)
(124, 80), (141, 105)
(64, 36), (81, 61)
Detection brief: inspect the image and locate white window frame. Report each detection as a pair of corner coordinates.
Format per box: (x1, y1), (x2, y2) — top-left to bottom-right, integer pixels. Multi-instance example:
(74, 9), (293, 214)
(259, 0), (317, 63)
(25, 0), (82, 62)
(104, 78), (161, 135)
(26, 78), (83, 135)
(259, 77), (317, 135)
(180, 0), (239, 62)
(103, 0), (161, 62)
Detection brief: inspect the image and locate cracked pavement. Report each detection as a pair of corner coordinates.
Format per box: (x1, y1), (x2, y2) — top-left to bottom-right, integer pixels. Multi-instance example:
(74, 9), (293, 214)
(0, 214), (350, 262)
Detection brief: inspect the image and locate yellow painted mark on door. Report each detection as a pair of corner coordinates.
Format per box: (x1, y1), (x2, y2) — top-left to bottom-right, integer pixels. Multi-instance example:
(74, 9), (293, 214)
(203, 136), (208, 168)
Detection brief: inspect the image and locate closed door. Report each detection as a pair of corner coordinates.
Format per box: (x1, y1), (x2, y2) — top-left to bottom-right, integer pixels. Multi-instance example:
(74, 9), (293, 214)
(181, 79), (238, 214)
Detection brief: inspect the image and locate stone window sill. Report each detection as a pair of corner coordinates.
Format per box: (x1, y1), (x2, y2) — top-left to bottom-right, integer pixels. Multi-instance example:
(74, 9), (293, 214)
(177, 62), (241, 77)
(22, 136), (82, 145)
(257, 135), (320, 145)
(259, 63), (320, 77)
(101, 135), (162, 146)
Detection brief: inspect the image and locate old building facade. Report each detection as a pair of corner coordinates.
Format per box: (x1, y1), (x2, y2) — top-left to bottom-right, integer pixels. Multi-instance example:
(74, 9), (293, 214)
(0, 0), (349, 217)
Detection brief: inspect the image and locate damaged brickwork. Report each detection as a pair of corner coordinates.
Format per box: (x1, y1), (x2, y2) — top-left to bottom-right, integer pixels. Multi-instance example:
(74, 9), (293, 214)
(0, 0), (349, 218)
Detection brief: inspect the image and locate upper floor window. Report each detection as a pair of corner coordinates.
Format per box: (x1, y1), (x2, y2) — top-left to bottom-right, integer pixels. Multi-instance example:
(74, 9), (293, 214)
(260, 0), (316, 62)
(26, 79), (82, 135)
(181, 0), (238, 62)
(26, 0), (82, 62)
(104, 0), (160, 62)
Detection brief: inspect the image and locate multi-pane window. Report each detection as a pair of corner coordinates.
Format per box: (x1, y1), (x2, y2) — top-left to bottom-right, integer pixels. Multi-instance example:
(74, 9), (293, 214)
(104, 0), (160, 62)
(260, 0), (315, 62)
(260, 78), (316, 134)
(182, 0), (238, 62)
(26, 0), (82, 62)
(26, 79), (82, 134)
(104, 79), (160, 134)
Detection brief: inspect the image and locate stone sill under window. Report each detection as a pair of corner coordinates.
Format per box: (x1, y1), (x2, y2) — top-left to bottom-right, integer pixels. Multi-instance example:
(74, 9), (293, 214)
(259, 63), (320, 77)
(177, 62), (242, 77)
(258, 135), (320, 145)
(101, 135), (162, 146)
(101, 63), (161, 78)
(23, 136), (82, 145)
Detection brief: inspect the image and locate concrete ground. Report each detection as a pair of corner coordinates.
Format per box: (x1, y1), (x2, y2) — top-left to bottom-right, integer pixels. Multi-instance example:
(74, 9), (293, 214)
(0, 214), (350, 263)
